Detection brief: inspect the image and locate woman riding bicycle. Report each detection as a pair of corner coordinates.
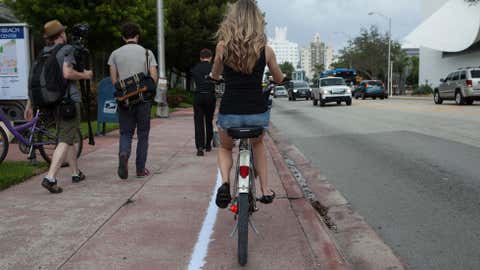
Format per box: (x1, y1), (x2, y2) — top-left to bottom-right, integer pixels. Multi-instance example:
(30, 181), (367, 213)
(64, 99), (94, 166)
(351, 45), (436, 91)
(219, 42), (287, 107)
(210, 0), (285, 208)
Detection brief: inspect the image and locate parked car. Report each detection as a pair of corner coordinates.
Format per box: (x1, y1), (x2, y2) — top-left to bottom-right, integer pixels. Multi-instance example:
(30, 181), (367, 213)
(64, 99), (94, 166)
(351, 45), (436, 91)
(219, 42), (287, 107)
(287, 80), (311, 101)
(434, 67), (480, 105)
(273, 85), (288, 98)
(354, 80), (387, 100)
(311, 77), (352, 106)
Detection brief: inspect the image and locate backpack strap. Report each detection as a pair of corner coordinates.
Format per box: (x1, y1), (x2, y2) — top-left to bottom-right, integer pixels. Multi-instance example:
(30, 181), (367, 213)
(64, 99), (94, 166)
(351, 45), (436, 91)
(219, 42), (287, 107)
(145, 49), (149, 75)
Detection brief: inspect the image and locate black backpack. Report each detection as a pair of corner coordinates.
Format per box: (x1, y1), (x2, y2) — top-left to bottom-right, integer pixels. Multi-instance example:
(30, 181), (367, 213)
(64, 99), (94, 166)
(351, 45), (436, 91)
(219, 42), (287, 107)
(29, 44), (67, 107)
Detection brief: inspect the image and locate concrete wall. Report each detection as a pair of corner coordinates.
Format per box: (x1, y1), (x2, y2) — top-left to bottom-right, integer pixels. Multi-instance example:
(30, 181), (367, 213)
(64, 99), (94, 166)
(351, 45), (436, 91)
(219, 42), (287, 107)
(419, 0), (480, 87)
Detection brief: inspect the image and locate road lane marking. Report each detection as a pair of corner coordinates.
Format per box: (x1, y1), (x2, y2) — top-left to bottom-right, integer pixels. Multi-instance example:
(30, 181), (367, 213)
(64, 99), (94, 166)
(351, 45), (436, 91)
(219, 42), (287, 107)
(187, 169), (222, 270)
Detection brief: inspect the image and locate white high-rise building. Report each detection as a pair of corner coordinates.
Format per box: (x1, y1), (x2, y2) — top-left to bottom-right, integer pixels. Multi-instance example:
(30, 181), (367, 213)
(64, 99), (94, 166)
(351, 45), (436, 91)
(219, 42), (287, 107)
(324, 46), (334, 70)
(300, 47), (313, 78)
(299, 33), (335, 79)
(268, 27), (300, 66)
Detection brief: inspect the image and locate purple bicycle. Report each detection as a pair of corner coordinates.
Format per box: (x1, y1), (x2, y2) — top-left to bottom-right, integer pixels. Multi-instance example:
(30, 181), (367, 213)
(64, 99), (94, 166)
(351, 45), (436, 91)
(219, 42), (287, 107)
(0, 109), (83, 164)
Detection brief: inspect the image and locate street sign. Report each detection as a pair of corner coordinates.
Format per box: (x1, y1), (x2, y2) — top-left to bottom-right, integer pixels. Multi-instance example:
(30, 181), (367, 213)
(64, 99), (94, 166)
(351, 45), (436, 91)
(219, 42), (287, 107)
(0, 24), (30, 100)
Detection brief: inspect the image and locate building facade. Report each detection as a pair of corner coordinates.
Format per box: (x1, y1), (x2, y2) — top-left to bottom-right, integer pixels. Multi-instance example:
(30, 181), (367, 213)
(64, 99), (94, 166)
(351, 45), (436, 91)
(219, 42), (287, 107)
(299, 33), (334, 79)
(268, 27), (300, 66)
(406, 0), (480, 86)
(300, 46), (313, 78)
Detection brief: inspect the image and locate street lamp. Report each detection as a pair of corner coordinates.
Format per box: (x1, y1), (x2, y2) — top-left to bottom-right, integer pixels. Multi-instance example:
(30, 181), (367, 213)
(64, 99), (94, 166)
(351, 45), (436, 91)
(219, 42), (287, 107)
(369, 11), (392, 97)
(155, 0), (169, 118)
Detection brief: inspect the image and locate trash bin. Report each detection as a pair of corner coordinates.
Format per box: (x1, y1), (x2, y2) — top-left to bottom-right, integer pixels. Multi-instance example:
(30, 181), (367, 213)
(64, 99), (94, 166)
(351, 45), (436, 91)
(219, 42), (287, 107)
(97, 77), (119, 135)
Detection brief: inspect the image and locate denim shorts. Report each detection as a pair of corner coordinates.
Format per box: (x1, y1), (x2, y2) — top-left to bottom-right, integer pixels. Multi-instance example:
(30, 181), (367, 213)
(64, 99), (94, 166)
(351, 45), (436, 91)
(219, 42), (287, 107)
(217, 111), (270, 130)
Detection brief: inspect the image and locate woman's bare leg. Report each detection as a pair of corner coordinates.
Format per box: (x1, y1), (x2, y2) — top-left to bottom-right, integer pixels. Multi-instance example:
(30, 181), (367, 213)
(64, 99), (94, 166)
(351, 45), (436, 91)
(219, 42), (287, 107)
(251, 134), (272, 195)
(217, 129), (234, 184)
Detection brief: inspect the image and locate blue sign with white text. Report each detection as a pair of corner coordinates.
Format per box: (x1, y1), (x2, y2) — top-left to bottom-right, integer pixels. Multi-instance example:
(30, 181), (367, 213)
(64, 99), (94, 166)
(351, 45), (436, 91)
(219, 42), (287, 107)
(0, 26), (24, 39)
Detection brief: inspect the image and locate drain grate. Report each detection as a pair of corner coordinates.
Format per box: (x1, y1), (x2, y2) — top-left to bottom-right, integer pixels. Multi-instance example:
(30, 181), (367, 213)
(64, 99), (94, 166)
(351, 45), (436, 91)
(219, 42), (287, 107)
(284, 158), (337, 232)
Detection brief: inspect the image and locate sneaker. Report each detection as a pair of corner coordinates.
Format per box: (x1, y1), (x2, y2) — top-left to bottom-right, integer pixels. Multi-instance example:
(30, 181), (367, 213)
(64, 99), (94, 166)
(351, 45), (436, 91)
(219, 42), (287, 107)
(118, 154), (129, 180)
(197, 149), (204, 156)
(215, 183), (231, 209)
(72, 171), (86, 183)
(41, 178), (63, 194)
(136, 168), (151, 178)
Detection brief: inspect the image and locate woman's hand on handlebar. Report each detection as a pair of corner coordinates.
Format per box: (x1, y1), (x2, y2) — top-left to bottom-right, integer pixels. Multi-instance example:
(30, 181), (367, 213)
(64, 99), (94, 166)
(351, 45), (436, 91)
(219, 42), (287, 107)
(269, 76), (291, 86)
(206, 73), (224, 84)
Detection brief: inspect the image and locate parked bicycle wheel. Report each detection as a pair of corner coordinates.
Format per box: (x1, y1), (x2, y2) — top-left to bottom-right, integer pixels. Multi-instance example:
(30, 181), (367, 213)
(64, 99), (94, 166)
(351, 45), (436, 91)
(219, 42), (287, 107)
(37, 128), (83, 164)
(237, 192), (249, 266)
(0, 127), (9, 164)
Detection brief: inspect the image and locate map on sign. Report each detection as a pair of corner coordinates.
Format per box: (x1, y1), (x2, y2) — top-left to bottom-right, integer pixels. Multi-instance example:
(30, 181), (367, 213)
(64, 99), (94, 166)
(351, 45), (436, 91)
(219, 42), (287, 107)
(0, 24), (29, 100)
(0, 39), (18, 76)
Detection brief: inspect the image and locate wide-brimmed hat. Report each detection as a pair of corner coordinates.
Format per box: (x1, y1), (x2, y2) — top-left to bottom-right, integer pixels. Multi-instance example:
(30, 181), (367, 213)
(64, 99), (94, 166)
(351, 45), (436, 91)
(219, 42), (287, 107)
(43, 20), (66, 38)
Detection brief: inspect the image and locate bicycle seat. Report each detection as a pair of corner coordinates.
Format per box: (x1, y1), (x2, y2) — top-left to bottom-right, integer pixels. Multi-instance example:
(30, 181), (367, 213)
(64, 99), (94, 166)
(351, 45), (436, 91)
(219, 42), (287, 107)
(227, 126), (264, 139)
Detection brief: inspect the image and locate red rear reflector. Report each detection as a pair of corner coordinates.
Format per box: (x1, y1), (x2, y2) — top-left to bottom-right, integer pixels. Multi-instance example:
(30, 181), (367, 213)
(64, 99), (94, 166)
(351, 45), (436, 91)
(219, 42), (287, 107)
(229, 205), (238, 214)
(239, 166), (249, 178)
(466, 80), (473, 87)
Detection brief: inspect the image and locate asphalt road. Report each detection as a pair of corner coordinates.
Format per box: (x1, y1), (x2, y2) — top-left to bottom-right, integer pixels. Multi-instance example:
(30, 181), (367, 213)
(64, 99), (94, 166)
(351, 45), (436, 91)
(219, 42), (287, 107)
(270, 97), (480, 270)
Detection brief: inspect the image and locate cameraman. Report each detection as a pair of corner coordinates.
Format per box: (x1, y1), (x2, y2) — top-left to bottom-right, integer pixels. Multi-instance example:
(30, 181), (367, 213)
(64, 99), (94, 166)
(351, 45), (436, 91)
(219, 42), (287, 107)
(24, 20), (93, 194)
(108, 22), (158, 180)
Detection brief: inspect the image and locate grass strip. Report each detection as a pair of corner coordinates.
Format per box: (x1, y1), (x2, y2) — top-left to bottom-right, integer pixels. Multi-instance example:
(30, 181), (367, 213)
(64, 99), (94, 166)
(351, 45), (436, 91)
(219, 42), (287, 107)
(0, 161), (48, 191)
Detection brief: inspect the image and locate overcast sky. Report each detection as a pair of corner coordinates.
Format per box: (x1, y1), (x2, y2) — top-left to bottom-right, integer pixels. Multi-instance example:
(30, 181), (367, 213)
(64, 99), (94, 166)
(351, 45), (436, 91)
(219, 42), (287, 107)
(257, 0), (422, 51)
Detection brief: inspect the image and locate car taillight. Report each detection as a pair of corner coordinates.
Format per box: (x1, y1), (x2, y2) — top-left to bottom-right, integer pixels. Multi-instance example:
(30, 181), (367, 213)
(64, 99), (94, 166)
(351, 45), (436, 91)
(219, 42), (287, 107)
(466, 80), (473, 87)
(382, 83), (385, 87)
(366, 83), (370, 87)
(239, 166), (249, 178)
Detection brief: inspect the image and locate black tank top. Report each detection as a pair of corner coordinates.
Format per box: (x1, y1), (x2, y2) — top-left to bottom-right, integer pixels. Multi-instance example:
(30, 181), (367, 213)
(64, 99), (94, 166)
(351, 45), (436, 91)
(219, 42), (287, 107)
(219, 49), (267, 114)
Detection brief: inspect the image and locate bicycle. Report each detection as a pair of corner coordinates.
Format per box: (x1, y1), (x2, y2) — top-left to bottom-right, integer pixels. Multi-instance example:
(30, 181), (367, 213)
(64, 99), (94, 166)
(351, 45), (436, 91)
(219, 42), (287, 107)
(0, 108), (83, 165)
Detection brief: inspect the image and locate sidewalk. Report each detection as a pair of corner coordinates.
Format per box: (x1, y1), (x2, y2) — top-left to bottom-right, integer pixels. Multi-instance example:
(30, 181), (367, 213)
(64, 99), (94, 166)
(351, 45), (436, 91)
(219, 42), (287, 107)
(0, 108), (347, 270)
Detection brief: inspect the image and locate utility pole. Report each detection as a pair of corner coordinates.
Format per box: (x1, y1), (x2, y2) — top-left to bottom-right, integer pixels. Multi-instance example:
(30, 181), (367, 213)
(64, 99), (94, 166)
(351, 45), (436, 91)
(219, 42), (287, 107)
(388, 17), (392, 97)
(155, 0), (169, 118)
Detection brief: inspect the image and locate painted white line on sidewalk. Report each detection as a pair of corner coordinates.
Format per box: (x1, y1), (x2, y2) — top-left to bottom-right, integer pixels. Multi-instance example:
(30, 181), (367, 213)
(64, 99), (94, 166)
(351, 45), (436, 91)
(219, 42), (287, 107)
(187, 169), (222, 270)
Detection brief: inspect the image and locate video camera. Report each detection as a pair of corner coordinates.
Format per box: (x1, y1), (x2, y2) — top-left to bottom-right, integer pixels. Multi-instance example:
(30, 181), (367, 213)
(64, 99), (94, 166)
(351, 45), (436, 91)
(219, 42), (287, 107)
(69, 23), (89, 61)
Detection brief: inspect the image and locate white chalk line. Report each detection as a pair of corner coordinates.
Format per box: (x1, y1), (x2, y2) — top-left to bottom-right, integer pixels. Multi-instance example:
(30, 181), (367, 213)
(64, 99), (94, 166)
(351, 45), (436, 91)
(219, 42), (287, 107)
(187, 168), (222, 270)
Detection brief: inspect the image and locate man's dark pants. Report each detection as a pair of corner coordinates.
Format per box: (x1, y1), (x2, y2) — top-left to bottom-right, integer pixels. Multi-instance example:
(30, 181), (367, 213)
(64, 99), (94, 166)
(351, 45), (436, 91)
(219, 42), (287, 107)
(194, 93), (216, 150)
(118, 102), (151, 173)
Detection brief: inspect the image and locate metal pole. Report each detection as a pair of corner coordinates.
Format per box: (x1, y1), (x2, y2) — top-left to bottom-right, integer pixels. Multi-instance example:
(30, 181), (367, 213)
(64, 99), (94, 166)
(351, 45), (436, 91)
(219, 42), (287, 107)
(390, 61), (394, 96)
(155, 0), (169, 118)
(388, 17), (392, 97)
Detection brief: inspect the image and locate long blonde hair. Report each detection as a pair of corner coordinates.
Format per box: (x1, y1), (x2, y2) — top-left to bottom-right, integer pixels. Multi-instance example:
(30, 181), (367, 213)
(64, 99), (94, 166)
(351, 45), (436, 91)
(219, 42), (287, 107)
(217, 0), (267, 74)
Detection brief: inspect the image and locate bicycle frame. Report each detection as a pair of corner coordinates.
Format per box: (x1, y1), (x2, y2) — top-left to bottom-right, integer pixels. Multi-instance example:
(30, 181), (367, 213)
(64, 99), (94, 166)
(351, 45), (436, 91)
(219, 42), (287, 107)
(0, 109), (56, 148)
(232, 138), (257, 212)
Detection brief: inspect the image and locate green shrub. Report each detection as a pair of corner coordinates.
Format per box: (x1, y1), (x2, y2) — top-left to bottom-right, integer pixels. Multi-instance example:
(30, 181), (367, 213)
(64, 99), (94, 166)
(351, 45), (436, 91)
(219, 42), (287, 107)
(412, 84), (433, 95)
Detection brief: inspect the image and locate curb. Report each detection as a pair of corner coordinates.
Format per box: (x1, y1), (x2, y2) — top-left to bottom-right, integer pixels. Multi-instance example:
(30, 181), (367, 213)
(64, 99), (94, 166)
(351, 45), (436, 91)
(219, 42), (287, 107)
(267, 125), (408, 270)
(390, 96), (432, 101)
(265, 134), (350, 270)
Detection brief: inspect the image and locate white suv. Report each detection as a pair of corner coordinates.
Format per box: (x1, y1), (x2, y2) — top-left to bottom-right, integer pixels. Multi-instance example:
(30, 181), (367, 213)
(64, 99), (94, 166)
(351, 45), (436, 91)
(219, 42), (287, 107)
(434, 67), (480, 105)
(311, 77), (352, 106)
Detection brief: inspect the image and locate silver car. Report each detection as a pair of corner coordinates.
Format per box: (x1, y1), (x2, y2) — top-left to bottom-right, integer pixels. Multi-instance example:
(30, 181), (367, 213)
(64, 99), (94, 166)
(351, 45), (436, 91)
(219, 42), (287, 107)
(435, 67), (480, 105)
(273, 85), (288, 98)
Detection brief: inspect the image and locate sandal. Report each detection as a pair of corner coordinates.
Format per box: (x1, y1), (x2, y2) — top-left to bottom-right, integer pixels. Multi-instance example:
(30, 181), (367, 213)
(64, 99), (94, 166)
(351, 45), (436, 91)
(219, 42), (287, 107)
(258, 190), (276, 204)
(215, 183), (232, 209)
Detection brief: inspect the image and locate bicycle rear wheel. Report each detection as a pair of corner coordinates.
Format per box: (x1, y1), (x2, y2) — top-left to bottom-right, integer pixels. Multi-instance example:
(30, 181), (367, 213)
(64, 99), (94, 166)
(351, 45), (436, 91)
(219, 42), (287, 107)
(237, 192), (249, 266)
(0, 127), (9, 164)
(37, 128), (83, 164)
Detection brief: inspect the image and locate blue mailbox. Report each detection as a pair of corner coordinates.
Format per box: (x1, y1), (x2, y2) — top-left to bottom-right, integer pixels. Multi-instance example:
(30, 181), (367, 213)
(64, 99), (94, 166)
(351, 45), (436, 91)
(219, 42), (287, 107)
(97, 77), (119, 135)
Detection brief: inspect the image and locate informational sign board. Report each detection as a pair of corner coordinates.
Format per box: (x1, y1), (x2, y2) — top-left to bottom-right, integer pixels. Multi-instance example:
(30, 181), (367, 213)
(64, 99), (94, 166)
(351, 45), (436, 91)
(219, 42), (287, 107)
(0, 24), (30, 100)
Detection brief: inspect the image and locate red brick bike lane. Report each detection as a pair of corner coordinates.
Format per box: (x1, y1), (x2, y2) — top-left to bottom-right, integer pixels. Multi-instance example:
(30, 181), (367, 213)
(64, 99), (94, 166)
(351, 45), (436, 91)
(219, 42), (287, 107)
(0, 108), (348, 270)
